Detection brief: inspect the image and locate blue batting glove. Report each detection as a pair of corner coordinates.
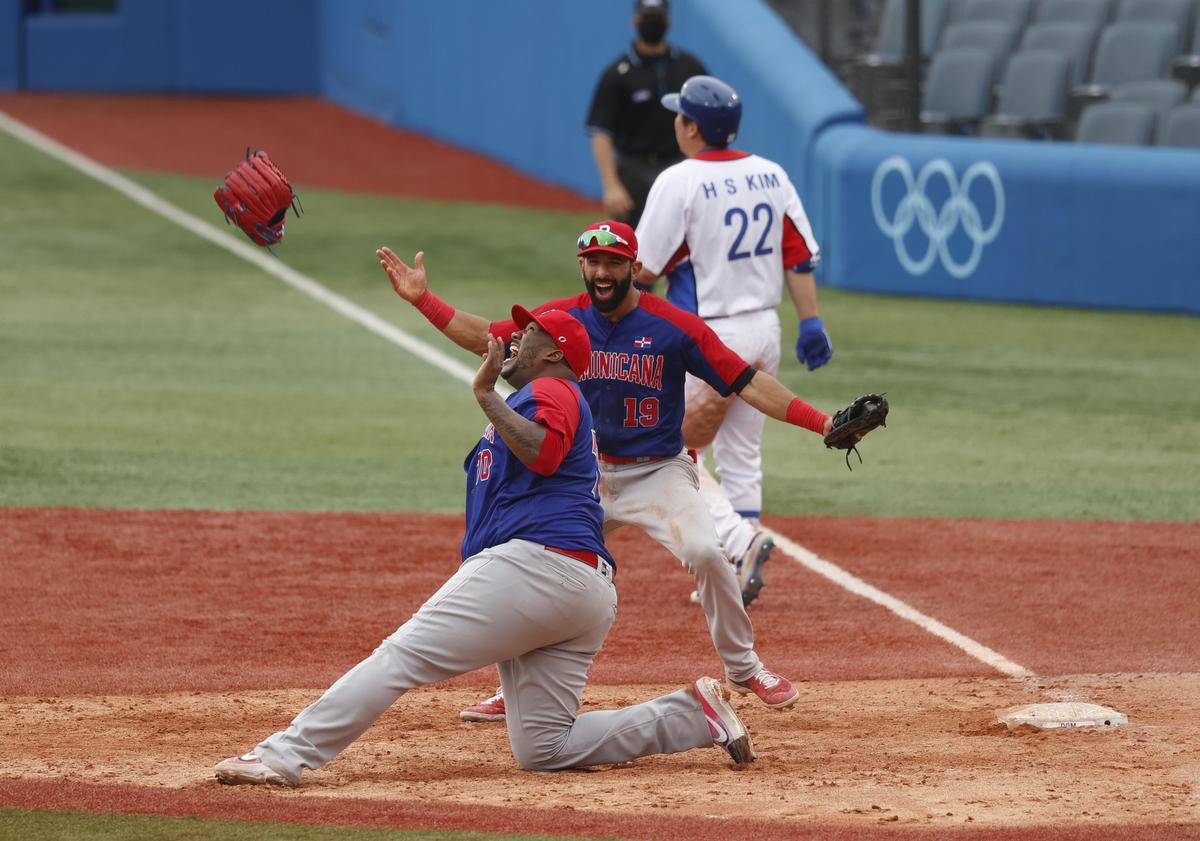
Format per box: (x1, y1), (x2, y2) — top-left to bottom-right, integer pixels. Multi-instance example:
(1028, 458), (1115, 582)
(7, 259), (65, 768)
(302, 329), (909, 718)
(797, 317), (833, 371)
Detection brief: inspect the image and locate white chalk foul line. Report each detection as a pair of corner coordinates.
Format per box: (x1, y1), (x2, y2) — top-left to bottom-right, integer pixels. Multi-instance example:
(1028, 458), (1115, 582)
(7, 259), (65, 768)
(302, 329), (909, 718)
(0, 110), (509, 396)
(2, 108), (1026, 678)
(765, 528), (1034, 679)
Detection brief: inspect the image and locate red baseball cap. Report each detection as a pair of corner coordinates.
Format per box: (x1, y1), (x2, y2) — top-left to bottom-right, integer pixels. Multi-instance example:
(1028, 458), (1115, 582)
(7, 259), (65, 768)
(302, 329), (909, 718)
(576, 220), (638, 261)
(511, 305), (592, 379)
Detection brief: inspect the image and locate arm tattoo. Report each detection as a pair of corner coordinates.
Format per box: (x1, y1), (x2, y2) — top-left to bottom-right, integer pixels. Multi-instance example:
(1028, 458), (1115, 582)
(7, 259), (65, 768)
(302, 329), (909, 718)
(476, 391), (547, 466)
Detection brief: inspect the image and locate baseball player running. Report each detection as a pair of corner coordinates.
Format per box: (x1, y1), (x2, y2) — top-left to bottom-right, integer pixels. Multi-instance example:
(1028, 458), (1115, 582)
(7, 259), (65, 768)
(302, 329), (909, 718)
(635, 75), (833, 607)
(378, 221), (840, 723)
(214, 306), (757, 785)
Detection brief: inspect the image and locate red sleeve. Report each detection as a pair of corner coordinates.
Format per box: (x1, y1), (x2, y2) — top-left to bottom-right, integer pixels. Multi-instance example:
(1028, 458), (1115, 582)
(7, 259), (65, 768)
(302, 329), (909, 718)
(526, 378), (582, 476)
(487, 293), (590, 340)
(782, 216), (814, 269)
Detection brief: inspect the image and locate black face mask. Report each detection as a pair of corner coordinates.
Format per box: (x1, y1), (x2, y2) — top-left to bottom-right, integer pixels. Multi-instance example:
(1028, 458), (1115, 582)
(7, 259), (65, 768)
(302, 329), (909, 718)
(637, 17), (667, 45)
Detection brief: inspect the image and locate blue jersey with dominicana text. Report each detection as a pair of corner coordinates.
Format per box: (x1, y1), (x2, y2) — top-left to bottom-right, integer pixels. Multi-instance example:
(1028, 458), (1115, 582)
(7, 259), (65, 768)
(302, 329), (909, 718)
(491, 293), (753, 458)
(461, 376), (612, 565)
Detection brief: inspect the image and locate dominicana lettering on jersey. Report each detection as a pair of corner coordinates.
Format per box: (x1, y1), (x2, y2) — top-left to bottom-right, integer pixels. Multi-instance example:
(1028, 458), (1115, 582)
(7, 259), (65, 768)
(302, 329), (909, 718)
(699, 171), (782, 199)
(581, 350), (665, 390)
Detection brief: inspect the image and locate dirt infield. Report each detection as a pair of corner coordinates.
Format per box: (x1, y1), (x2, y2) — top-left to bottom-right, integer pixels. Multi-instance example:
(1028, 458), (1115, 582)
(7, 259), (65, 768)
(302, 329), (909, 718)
(1, 508), (1197, 839)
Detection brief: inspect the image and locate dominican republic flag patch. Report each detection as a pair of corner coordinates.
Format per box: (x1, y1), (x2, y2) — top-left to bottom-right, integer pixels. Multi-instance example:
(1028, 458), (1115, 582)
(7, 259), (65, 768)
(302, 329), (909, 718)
(634, 337), (653, 348)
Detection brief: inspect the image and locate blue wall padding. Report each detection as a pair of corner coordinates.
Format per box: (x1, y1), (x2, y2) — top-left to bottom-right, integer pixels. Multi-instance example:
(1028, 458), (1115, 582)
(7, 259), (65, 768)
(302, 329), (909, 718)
(173, 0), (318, 94)
(813, 125), (1200, 313)
(0, 0), (21, 90)
(22, 0), (317, 93)
(317, 0), (858, 201)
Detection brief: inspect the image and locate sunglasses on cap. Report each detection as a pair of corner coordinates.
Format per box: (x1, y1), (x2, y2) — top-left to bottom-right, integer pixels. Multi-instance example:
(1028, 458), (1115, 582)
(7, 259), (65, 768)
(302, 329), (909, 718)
(577, 229), (630, 249)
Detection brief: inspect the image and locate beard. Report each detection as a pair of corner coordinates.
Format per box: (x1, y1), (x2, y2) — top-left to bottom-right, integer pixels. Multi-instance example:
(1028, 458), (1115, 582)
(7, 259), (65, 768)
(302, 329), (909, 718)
(583, 266), (634, 313)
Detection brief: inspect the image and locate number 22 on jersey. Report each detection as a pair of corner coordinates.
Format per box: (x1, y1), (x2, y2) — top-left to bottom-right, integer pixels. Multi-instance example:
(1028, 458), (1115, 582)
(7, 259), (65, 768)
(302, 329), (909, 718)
(725, 203), (774, 261)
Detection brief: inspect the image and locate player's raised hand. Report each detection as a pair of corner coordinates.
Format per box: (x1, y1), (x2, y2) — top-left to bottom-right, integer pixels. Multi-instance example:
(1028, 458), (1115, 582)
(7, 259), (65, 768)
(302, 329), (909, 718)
(473, 334), (504, 398)
(376, 247), (428, 303)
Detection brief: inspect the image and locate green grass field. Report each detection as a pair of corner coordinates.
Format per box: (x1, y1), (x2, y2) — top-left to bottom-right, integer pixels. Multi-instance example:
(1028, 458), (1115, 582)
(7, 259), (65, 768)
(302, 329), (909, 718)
(0, 808), (598, 841)
(2, 129), (1197, 519)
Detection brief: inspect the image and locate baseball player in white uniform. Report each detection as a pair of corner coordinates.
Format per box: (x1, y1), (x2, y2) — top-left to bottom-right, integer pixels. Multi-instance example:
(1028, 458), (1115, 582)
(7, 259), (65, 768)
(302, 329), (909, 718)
(635, 75), (832, 606)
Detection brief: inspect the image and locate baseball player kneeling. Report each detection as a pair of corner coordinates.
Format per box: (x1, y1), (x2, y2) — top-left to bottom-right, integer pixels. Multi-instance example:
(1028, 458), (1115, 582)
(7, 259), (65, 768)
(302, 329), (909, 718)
(215, 306), (756, 785)
(378, 222), (862, 724)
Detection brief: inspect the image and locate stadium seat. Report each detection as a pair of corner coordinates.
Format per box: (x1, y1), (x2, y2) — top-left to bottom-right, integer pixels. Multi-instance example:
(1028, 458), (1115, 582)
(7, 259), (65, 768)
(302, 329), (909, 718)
(1070, 21), (1180, 116)
(954, 0), (1034, 28)
(1034, 0), (1115, 29)
(1112, 78), (1188, 137)
(1021, 21), (1101, 85)
(941, 20), (1024, 69)
(1115, 0), (1194, 50)
(920, 47), (998, 132)
(980, 50), (1073, 138)
(1075, 100), (1157, 143)
(854, 0), (952, 127)
(1159, 102), (1200, 146)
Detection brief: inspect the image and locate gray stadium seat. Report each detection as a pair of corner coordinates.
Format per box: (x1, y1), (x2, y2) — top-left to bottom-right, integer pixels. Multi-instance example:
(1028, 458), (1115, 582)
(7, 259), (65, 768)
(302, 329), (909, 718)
(1075, 100), (1157, 143)
(955, 0), (1034, 28)
(1159, 103), (1200, 146)
(1021, 21), (1100, 85)
(1113, 78), (1188, 137)
(980, 50), (1073, 137)
(854, 0), (952, 128)
(1115, 0), (1194, 49)
(920, 47), (998, 132)
(1035, 0), (1115, 28)
(1091, 21), (1179, 84)
(871, 0), (953, 61)
(940, 20), (1024, 68)
(1194, 86), (1200, 101)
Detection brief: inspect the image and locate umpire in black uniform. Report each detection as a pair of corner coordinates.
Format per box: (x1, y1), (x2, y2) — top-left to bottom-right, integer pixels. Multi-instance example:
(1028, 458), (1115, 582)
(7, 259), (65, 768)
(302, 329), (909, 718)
(586, 0), (707, 227)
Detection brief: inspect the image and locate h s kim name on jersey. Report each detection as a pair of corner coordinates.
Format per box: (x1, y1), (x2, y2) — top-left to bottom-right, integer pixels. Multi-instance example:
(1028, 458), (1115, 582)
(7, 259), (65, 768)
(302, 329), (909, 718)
(699, 171), (782, 200)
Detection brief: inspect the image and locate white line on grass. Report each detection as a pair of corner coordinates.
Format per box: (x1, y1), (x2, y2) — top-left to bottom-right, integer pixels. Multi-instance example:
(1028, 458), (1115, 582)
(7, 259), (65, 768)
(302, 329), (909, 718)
(765, 530), (1034, 678)
(0, 110), (509, 396)
(2, 108), (1030, 678)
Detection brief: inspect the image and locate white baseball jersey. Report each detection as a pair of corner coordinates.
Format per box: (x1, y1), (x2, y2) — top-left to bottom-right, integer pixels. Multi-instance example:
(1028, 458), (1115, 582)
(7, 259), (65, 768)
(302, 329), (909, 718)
(636, 150), (820, 320)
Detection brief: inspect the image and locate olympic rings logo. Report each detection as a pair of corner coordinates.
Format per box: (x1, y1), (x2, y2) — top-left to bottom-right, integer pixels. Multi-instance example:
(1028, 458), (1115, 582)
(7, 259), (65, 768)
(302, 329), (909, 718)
(870, 156), (1005, 279)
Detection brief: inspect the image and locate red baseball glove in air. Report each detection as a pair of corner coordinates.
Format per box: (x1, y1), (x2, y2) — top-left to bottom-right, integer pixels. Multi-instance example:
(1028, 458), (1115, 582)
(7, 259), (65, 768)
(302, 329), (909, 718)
(213, 149), (301, 247)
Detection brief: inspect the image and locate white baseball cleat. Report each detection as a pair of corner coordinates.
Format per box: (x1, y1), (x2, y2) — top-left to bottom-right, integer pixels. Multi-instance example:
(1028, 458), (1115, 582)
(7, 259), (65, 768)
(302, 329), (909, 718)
(214, 752), (295, 787)
(690, 676), (756, 765)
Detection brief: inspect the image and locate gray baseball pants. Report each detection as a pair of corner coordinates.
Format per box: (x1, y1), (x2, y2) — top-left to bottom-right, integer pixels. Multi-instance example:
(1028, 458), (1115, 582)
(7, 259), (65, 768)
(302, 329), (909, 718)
(600, 453), (764, 683)
(254, 539), (712, 784)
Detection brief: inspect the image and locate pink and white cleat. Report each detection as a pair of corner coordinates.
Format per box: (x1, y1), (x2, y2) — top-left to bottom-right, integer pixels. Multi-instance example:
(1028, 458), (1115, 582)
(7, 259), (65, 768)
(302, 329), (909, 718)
(691, 676), (756, 765)
(459, 687), (506, 722)
(730, 668), (799, 709)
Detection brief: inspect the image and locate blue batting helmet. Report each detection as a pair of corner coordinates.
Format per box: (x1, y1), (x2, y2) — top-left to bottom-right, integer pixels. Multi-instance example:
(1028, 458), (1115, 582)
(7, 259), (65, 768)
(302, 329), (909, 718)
(661, 75), (742, 146)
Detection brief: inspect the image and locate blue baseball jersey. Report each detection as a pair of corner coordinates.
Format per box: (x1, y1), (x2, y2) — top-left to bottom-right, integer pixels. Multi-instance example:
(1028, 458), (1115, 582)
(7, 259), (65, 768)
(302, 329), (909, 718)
(491, 293), (754, 458)
(461, 376), (612, 565)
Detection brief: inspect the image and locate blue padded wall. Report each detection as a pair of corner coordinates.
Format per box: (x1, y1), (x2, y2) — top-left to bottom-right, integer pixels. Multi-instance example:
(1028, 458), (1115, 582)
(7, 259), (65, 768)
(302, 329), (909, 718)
(0, 0), (20, 90)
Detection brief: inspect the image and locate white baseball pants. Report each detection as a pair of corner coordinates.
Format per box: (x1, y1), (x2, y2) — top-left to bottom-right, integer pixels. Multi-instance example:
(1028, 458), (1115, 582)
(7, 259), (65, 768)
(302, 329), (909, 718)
(600, 453), (763, 683)
(685, 307), (782, 561)
(253, 539), (712, 783)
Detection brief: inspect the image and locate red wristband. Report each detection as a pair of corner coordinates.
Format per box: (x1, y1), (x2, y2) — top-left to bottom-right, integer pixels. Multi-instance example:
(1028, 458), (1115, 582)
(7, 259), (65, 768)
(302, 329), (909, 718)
(786, 398), (829, 435)
(413, 289), (455, 330)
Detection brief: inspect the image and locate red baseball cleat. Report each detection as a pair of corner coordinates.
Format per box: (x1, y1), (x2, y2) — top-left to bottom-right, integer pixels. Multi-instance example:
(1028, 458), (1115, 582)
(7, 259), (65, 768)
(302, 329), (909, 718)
(729, 668), (799, 709)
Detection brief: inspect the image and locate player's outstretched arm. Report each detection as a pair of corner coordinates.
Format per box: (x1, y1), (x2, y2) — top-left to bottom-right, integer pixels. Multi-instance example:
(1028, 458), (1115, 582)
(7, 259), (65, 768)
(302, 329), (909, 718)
(377, 246), (492, 353)
(739, 370), (833, 438)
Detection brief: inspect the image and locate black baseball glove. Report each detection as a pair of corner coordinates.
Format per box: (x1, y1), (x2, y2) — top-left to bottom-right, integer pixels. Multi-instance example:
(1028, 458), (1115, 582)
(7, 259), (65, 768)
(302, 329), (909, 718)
(824, 393), (888, 470)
